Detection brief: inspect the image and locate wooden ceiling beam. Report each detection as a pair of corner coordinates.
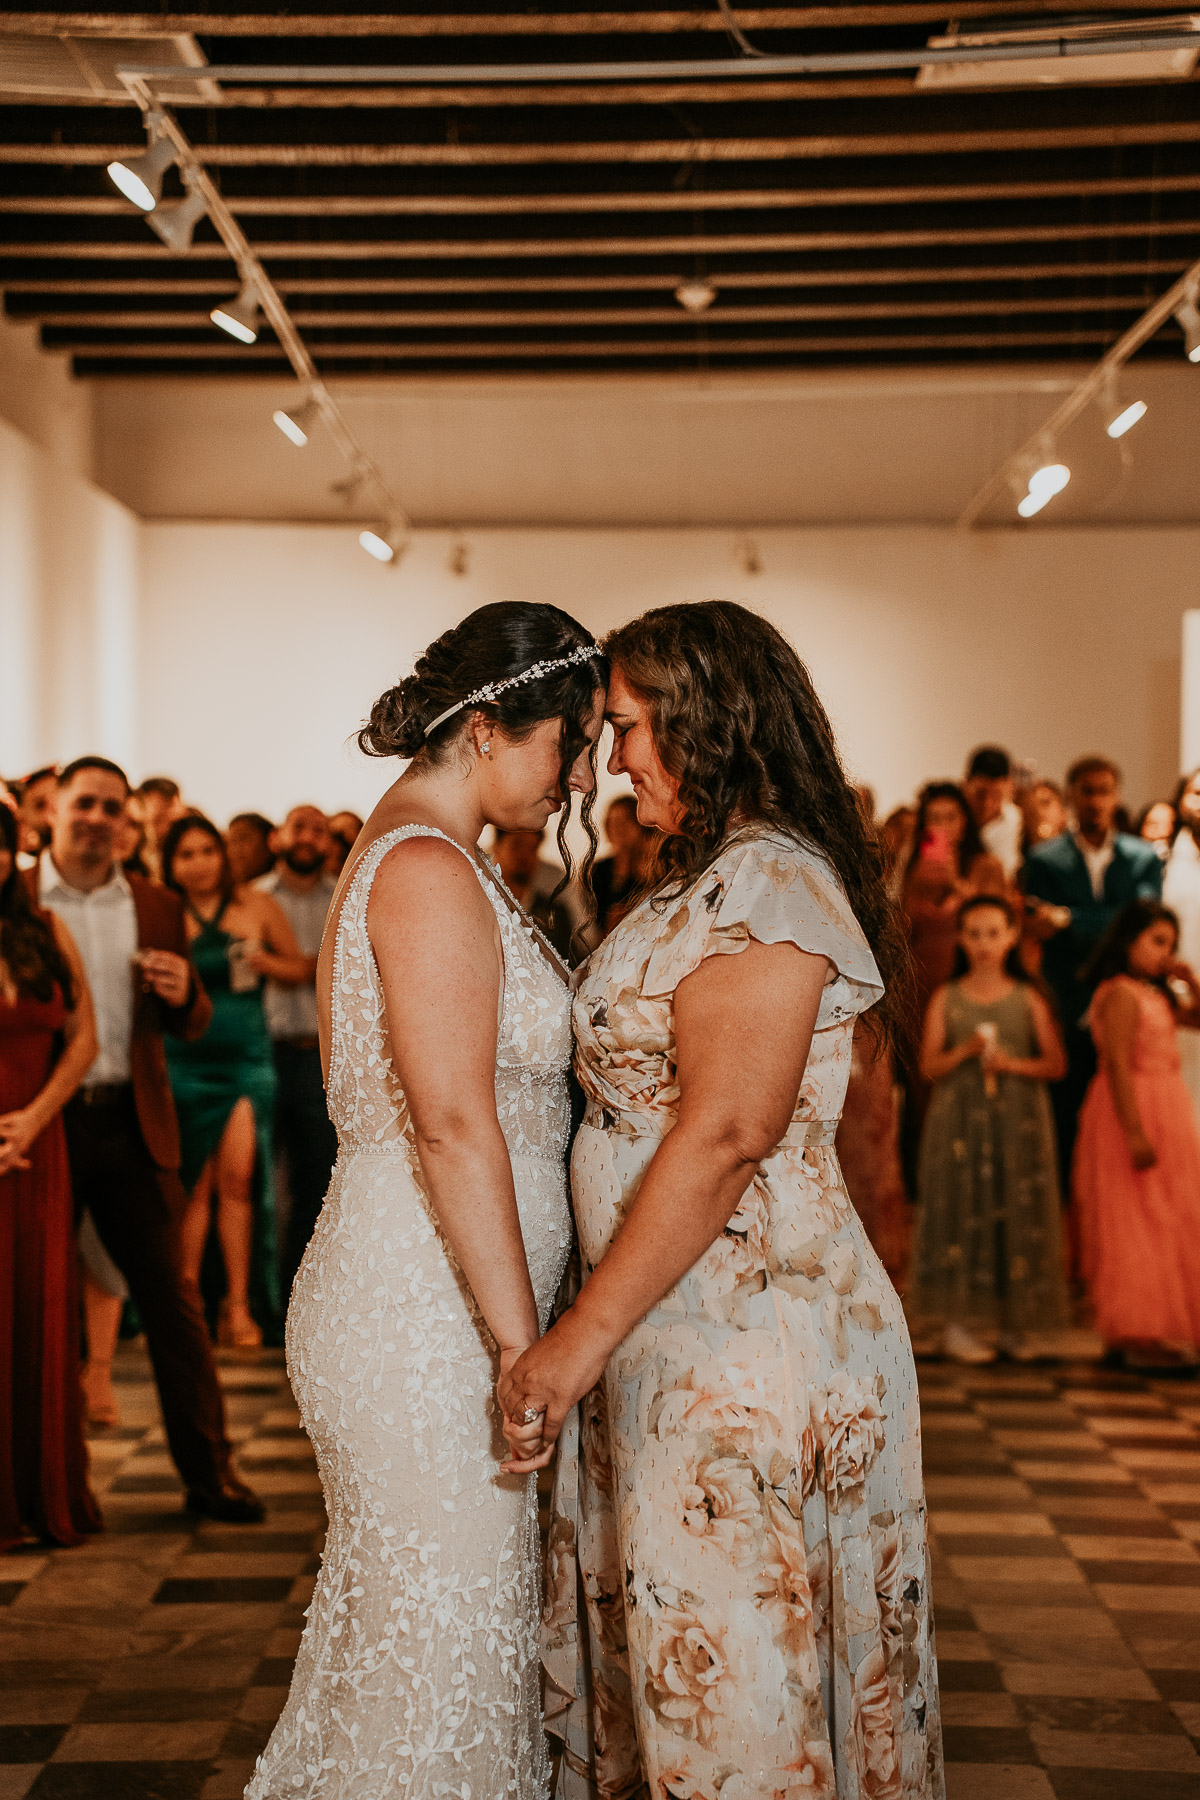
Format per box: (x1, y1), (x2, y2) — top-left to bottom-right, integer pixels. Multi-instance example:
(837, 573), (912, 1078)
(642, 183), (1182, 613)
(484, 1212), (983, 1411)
(7, 119), (1200, 164)
(0, 3), (1181, 35)
(6, 258), (1185, 295)
(4, 220), (1198, 260)
(23, 293), (1161, 326)
(3, 77), (927, 106)
(5, 174), (1200, 215)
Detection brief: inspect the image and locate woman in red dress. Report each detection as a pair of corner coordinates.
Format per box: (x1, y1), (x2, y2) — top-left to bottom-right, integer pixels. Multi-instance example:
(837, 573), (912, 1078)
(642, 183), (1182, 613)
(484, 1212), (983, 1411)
(0, 802), (102, 1548)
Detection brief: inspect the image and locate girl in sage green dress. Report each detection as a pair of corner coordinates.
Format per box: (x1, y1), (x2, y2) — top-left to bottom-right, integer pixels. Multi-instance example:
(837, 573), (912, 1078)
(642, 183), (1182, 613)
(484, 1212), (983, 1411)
(910, 893), (1068, 1363)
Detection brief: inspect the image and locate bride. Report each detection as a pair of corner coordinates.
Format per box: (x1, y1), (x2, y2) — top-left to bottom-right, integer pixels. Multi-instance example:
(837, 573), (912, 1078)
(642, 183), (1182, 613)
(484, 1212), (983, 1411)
(247, 601), (606, 1800)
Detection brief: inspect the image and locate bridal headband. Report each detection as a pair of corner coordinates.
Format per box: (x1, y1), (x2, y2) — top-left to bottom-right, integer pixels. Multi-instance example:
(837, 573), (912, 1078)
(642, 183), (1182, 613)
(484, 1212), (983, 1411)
(423, 642), (601, 738)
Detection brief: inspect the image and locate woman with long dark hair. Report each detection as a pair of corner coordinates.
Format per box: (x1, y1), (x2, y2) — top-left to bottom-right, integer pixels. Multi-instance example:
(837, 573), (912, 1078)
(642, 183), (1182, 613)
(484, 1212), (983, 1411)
(248, 602), (607, 1800)
(903, 780), (1007, 1014)
(0, 802), (102, 1549)
(161, 815), (307, 1350)
(500, 602), (943, 1800)
(1074, 898), (1200, 1370)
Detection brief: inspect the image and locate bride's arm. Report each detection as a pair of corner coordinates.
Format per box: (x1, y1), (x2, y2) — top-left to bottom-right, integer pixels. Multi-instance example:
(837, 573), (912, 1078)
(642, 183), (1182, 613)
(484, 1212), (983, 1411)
(498, 938), (830, 1467)
(368, 837), (541, 1364)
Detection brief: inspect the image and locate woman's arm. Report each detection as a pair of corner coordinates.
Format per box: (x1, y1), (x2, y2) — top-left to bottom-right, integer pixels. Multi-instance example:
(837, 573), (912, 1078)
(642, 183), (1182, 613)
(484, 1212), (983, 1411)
(1168, 960), (1200, 1029)
(368, 837), (542, 1365)
(1096, 982), (1156, 1169)
(919, 986), (988, 1083)
(244, 893), (312, 985)
(498, 938), (832, 1466)
(0, 917), (98, 1177)
(989, 987), (1067, 1081)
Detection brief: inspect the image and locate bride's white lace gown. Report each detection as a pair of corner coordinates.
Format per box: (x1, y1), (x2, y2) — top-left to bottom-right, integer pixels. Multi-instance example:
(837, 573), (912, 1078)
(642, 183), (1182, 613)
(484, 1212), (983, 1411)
(246, 826), (573, 1800)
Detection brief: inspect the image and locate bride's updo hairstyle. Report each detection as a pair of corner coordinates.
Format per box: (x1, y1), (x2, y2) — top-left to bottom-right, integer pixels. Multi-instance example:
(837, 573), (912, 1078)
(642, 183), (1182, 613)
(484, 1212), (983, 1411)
(603, 600), (912, 1047)
(360, 601), (608, 933)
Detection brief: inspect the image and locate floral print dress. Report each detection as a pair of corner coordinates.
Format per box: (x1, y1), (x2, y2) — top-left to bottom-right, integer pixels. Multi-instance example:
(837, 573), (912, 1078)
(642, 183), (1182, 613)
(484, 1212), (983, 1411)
(544, 832), (944, 1800)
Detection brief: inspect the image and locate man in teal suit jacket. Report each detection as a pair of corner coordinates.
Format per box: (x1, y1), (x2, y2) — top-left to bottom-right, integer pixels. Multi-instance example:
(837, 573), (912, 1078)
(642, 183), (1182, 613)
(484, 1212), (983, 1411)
(1023, 757), (1163, 1180)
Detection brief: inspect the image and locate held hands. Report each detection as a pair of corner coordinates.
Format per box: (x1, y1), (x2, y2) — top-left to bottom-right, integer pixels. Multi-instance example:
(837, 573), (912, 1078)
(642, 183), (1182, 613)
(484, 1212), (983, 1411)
(1127, 1130), (1158, 1171)
(135, 949), (192, 1009)
(0, 1108), (36, 1176)
(496, 1312), (611, 1477)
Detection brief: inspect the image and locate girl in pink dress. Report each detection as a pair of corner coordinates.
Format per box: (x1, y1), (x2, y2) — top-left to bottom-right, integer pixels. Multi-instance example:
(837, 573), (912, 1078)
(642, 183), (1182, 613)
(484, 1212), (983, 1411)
(1074, 899), (1200, 1370)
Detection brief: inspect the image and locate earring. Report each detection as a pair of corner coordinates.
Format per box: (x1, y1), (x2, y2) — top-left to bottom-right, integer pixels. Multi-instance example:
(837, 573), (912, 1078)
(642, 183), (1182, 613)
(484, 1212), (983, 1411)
(480, 740), (492, 757)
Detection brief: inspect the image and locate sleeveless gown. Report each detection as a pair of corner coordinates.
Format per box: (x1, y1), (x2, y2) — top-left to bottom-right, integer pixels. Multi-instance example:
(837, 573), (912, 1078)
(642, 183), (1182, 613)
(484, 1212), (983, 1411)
(247, 825), (573, 1800)
(166, 906), (281, 1329)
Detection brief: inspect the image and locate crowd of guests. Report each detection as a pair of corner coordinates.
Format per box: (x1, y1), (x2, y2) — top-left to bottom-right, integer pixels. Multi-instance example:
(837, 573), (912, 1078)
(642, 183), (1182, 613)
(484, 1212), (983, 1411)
(876, 746), (1200, 1374)
(2, 742), (1198, 1559)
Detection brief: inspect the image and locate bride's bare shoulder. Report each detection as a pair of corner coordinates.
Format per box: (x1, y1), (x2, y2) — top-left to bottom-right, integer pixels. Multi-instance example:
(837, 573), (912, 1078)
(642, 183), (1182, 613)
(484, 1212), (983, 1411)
(367, 832), (493, 938)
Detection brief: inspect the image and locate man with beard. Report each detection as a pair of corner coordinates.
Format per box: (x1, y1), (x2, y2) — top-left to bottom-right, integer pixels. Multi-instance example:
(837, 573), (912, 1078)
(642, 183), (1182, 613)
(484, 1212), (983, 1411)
(255, 806), (338, 1290)
(37, 757), (263, 1521)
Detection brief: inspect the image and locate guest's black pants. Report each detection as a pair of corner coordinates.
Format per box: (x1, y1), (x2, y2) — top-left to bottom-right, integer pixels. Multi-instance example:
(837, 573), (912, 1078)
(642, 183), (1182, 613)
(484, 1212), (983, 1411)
(64, 1091), (232, 1495)
(274, 1041), (338, 1297)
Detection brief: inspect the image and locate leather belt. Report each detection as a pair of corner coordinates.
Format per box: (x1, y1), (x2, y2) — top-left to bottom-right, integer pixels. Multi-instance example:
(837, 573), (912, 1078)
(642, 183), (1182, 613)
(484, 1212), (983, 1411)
(582, 1100), (837, 1151)
(76, 1082), (134, 1107)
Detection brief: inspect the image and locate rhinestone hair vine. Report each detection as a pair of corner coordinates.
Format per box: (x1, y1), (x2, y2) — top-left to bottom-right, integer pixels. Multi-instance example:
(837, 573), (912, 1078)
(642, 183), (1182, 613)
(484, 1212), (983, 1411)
(422, 642), (601, 739)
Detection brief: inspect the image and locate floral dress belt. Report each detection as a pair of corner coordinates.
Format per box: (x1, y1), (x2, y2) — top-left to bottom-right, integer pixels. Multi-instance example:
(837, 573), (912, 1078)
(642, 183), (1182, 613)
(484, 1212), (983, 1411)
(582, 1099), (837, 1151)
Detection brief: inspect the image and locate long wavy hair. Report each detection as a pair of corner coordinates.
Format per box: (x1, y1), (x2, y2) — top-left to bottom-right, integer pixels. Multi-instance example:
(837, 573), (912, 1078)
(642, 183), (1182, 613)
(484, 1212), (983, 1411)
(359, 602), (609, 942)
(603, 601), (912, 1050)
(1080, 898), (1180, 1001)
(0, 804), (74, 1005)
(904, 780), (986, 883)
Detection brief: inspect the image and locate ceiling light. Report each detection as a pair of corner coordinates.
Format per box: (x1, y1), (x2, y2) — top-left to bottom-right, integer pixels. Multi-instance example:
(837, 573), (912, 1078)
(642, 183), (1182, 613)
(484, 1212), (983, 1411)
(1017, 459), (1070, 518)
(675, 280), (717, 313)
(1176, 293), (1200, 362)
(106, 118), (176, 212)
(146, 185), (208, 255)
(210, 278), (261, 344)
(359, 523), (406, 564)
(1106, 397), (1147, 439)
(273, 397), (319, 447)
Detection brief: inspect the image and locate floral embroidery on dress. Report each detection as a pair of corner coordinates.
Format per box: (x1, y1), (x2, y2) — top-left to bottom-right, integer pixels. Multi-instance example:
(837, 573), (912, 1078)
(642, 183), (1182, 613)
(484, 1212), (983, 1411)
(248, 826), (572, 1800)
(546, 832), (944, 1800)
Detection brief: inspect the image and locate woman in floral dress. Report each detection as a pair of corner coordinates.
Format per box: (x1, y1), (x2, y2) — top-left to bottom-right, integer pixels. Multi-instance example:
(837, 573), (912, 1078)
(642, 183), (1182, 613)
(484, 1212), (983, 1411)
(500, 602), (943, 1800)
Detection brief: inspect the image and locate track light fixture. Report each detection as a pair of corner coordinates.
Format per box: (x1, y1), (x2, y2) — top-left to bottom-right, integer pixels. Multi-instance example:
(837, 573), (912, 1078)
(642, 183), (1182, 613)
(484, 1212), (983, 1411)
(146, 181), (208, 255)
(359, 522), (406, 564)
(210, 277), (261, 344)
(1017, 459), (1071, 518)
(107, 115), (176, 213)
(1099, 368), (1146, 440)
(273, 396), (320, 448)
(1176, 290), (1200, 363)
(675, 280), (717, 313)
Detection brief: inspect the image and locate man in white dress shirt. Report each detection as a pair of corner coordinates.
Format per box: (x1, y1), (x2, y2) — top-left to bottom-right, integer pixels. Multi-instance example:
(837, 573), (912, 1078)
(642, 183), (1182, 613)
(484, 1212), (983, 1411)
(964, 745), (1024, 881)
(38, 757), (263, 1523)
(254, 805), (338, 1292)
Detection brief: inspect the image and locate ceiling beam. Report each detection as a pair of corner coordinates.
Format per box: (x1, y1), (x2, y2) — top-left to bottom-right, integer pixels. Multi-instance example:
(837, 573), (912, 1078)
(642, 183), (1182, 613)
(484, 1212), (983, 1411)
(4, 221), (1199, 261)
(23, 294), (1163, 327)
(54, 329), (1134, 362)
(6, 259), (1186, 296)
(4, 174), (1200, 215)
(7, 120), (1200, 165)
(0, 3), (1183, 34)
(4, 76), (930, 106)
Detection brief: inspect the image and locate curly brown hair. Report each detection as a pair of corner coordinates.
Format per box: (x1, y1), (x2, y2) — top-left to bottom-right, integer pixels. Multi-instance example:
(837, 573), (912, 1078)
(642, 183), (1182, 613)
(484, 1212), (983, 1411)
(603, 601), (913, 1050)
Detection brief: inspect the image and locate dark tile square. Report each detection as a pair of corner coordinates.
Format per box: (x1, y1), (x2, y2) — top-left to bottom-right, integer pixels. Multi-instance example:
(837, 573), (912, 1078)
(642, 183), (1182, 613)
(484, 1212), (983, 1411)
(1047, 1773), (1200, 1800)
(933, 1608), (976, 1632)
(27, 1763), (212, 1800)
(1, 1665), (104, 1688)
(77, 1690), (244, 1724)
(0, 1724), (69, 1762)
(1017, 1696), (1186, 1735)
(937, 1661), (1005, 1693)
(1155, 1673), (1200, 1703)
(1077, 1561), (1200, 1586)
(0, 1580), (24, 1605)
(220, 1718), (273, 1758)
(109, 1476), (182, 1496)
(1047, 1515), (1178, 1538)
(195, 1532), (314, 1555)
(153, 1577), (293, 1604)
(941, 1726), (1038, 1763)
(252, 1659), (296, 1686)
(1026, 1482), (1139, 1500)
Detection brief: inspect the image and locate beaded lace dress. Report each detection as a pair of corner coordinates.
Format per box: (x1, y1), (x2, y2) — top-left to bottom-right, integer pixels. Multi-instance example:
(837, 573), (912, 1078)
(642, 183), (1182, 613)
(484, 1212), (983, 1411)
(246, 825), (574, 1800)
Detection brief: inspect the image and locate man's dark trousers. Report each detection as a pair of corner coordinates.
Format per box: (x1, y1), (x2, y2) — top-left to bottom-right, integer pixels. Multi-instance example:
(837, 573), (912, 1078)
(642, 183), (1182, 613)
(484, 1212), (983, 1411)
(275, 1040), (338, 1295)
(65, 1089), (233, 1494)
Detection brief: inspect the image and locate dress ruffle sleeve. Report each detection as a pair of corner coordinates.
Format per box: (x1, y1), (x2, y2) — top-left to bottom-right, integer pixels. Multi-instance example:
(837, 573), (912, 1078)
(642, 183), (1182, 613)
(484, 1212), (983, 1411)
(640, 833), (885, 1030)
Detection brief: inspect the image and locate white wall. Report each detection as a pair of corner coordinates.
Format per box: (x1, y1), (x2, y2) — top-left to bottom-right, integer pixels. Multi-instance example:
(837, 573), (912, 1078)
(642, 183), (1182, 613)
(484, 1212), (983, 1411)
(138, 519), (1200, 827)
(0, 413), (139, 780)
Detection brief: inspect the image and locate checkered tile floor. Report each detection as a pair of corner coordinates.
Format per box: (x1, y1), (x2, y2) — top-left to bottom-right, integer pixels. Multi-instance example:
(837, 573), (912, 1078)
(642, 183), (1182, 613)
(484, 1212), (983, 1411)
(2, 1344), (1200, 1799)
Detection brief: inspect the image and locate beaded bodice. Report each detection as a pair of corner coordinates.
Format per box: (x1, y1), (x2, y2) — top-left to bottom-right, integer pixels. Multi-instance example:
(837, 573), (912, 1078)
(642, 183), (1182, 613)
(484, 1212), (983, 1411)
(326, 824), (573, 1163)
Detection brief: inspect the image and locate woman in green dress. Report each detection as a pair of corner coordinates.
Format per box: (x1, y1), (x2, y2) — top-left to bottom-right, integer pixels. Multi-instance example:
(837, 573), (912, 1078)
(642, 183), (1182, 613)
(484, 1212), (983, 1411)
(910, 893), (1069, 1362)
(161, 816), (309, 1348)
